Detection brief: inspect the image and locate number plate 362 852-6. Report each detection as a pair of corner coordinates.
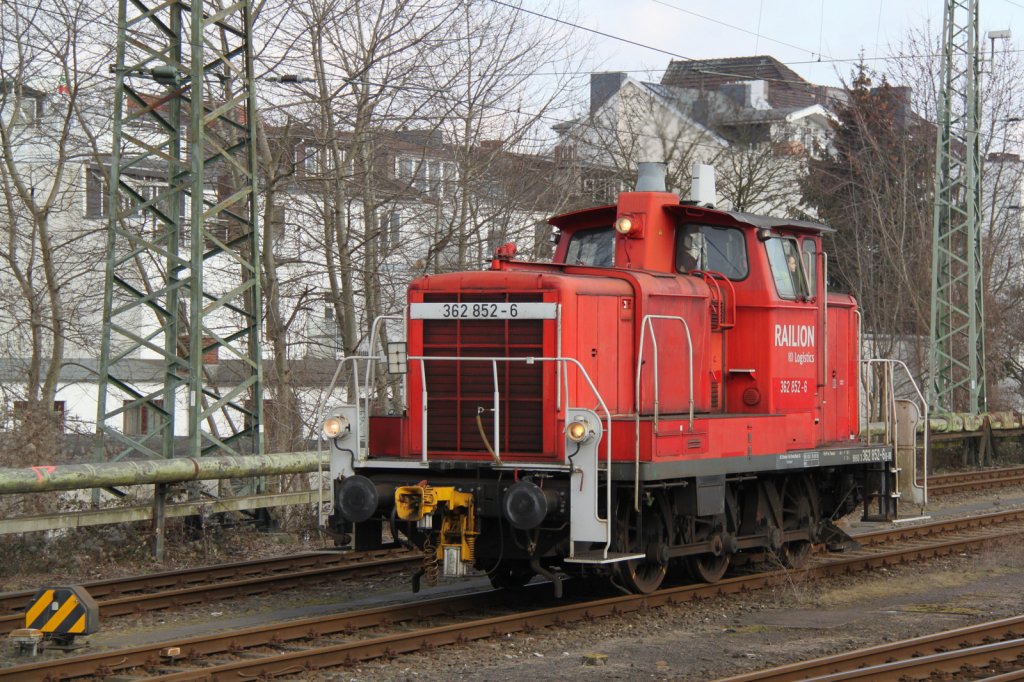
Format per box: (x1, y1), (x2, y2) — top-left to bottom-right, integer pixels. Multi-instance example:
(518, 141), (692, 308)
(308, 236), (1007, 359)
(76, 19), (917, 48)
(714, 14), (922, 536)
(409, 302), (558, 320)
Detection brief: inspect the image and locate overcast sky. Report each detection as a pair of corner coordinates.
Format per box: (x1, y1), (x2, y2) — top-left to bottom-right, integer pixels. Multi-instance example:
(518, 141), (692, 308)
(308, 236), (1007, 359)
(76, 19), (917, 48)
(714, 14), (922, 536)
(532, 0), (1024, 88)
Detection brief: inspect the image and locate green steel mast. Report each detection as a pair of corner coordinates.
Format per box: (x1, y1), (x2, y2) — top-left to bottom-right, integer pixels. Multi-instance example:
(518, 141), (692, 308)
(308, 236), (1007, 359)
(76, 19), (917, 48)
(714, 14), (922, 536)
(95, 0), (263, 461)
(930, 0), (987, 414)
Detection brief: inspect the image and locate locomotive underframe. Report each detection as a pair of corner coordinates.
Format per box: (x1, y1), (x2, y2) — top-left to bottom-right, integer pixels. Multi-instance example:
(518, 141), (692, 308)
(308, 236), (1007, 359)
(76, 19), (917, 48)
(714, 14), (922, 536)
(331, 447), (894, 593)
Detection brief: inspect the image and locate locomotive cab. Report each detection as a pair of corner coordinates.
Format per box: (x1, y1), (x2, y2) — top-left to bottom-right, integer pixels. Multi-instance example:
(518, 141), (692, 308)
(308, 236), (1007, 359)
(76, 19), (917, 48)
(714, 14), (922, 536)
(324, 164), (898, 595)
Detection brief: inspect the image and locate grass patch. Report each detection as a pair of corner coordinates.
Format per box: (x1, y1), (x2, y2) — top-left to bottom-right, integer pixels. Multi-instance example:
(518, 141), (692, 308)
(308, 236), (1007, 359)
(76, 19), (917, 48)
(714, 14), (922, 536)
(900, 603), (985, 616)
(813, 568), (1002, 608)
(723, 624), (776, 635)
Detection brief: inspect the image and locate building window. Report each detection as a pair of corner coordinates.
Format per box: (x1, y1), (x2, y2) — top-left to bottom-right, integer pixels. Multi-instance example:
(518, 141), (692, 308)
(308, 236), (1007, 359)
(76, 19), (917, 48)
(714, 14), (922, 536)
(413, 161), (427, 192)
(12, 400), (66, 433)
(14, 97), (39, 126)
(86, 167), (165, 221)
(123, 399), (164, 435)
(85, 169), (105, 218)
(444, 163), (457, 191)
(269, 204), (286, 246)
(177, 335), (220, 364)
(428, 160), (441, 197)
(581, 176), (619, 204)
(398, 157), (414, 182)
(244, 399), (277, 430)
(300, 142), (322, 175)
(398, 156), (436, 194)
(380, 211), (401, 248)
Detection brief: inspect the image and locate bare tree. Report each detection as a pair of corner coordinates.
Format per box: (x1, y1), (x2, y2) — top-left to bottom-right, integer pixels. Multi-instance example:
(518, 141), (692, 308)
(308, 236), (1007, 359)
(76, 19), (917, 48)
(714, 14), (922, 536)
(409, 0), (585, 272)
(801, 65), (934, 372)
(716, 125), (808, 217)
(252, 0), (587, 419)
(885, 29), (1024, 408)
(561, 79), (727, 200)
(0, 0), (112, 461)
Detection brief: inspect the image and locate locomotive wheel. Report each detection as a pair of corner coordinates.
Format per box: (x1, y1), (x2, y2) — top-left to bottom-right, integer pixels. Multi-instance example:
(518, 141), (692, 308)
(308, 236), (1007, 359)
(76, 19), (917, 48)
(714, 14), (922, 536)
(613, 495), (668, 594)
(779, 475), (818, 569)
(687, 514), (730, 583)
(487, 560), (534, 589)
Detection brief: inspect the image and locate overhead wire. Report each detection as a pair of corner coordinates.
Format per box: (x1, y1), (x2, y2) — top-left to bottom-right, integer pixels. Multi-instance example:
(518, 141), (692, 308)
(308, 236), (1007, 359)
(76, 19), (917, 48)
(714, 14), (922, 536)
(486, 0), (694, 62)
(648, 0), (832, 60)
(7, 0), (1024, 91)
(7, 0), (1024, 154)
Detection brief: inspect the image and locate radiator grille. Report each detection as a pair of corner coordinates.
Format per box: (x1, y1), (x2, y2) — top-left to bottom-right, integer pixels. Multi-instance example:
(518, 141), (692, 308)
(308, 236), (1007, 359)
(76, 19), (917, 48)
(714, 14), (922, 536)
(422, 293), (545, 455)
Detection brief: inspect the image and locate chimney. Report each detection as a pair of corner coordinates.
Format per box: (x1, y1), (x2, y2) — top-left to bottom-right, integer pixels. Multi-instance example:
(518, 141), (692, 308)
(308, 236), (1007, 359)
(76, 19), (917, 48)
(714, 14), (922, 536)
(720, 81), (770, 110)
(590, 72), (628, 114)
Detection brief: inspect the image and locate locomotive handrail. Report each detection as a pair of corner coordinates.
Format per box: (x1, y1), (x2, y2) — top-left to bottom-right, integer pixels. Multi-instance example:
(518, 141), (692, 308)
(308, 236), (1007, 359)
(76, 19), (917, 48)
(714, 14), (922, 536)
(822, 251), (829, 391)
(490, 360), (501, 463)
(368, 314), (408, 413)
(861, 357), (929, 507)
(411, 354), (616, 558)
(322, 354), (382, 459)
(692, 270), (736, 329)
(319, 352), (382, 528)
(636, 314), (694, 512)
(321, 314), (407, 463)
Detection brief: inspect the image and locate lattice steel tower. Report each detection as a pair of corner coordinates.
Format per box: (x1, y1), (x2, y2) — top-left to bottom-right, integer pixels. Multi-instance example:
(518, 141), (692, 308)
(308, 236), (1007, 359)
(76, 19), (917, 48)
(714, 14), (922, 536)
(930, 0), (987, 414)
(95, 0), (263, 460)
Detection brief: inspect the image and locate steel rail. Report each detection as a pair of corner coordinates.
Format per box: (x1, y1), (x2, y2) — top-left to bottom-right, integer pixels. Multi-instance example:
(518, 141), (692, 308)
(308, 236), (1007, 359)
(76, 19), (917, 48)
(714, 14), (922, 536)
(2, 506), (1021, 638)
(925, 465), (1024, 495)
(1, 550), (377, 613)
(0, 550), (417, 635)
(7, 510), (1024, 680)
(851, 507), (1024, 547)
(144, 521), (1024, 682)
(0, 587), (526, 680)
(716, 616), (1024, 681)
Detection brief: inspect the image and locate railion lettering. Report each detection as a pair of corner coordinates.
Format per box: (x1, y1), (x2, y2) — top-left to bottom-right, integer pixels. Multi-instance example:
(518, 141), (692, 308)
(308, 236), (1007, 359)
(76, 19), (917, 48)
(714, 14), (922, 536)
(774, 323), (815, 348)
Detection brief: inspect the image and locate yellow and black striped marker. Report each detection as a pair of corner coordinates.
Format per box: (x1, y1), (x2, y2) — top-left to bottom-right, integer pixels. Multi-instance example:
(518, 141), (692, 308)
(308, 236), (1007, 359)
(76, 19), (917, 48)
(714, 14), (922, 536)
(24, 586), (99, 636)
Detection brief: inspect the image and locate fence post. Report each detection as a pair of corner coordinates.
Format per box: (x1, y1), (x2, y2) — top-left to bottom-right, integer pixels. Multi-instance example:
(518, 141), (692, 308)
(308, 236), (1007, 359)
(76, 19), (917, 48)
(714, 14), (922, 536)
(153, 483), (168, 561)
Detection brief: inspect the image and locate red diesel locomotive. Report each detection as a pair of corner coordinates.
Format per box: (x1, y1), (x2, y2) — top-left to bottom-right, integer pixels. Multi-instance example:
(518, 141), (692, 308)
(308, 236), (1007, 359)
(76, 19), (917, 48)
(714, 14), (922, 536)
(323, 163), (896, 594)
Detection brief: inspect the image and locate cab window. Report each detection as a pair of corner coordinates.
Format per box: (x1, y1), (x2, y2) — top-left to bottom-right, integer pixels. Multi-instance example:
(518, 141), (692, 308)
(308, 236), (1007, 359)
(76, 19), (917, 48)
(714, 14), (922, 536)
(564, 226), (614, 267)
(766, 237), (811, 300)
(676, 224), (748, 279)
(801, 239), (817, 295)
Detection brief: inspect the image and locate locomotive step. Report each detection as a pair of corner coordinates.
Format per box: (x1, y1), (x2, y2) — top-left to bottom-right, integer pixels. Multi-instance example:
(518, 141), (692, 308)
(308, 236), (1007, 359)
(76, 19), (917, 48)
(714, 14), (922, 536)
(564, 550), (646, 564)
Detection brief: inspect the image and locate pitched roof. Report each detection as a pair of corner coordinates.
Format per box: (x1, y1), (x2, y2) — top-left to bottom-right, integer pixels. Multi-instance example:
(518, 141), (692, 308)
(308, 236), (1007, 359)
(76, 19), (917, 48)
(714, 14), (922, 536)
(661, 56), (825, 109)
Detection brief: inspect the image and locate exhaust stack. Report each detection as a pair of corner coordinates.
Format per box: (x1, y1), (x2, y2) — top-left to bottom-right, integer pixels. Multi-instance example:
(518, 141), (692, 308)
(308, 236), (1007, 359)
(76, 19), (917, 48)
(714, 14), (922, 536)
(635, 162), (667, 192)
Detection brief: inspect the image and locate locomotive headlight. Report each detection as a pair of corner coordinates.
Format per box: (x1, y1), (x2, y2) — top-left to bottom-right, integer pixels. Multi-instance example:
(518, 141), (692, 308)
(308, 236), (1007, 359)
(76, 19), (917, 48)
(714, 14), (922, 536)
(566, 419), (592, 443)
(322, 415), (350, 439)
(614, 217), (634, 235)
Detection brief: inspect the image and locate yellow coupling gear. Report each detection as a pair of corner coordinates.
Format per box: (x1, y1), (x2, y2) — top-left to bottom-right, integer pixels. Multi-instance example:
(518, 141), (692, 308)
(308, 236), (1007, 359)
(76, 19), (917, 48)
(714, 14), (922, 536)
(395, 485), (478, 579)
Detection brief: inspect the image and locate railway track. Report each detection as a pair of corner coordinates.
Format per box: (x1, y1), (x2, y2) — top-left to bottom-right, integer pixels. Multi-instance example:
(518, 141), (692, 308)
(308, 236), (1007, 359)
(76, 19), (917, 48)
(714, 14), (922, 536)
(6, 508), (1024, 680)
(0, 465), (1018, 638)
(0, 548), (418, 636)
(718, 614), (1024, 681)
(926, 465), (1024, 496)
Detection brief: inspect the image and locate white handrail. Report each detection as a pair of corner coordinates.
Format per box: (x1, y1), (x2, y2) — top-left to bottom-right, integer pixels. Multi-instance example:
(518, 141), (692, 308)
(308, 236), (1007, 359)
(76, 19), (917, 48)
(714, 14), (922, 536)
(491, 359), (501, 462)
(368, 314), (407, 413)
(411, 354), (616, 558)
(861, 357), (929, 506)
